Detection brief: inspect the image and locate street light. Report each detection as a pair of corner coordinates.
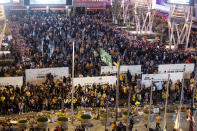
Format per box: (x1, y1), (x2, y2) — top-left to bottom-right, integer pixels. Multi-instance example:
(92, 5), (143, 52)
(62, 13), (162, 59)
(71, 41), (75, 124)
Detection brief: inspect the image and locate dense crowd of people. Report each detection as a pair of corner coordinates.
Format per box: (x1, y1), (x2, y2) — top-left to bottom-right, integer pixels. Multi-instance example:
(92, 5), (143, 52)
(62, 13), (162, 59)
(0, 71), (196, 116)
(0, 9), (196, 112)
(0, 10), (196, 78)
(0, 10), (197, 131)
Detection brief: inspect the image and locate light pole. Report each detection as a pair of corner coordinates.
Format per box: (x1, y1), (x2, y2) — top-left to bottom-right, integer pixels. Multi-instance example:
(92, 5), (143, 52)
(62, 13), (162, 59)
(147, 78), (153, 131)
(163, 74), (170, 131)
(126, 86), (131, 131)
(71, 41), (75, 124)
(114, 60), (120, 121)
(174, 65), (186, 130)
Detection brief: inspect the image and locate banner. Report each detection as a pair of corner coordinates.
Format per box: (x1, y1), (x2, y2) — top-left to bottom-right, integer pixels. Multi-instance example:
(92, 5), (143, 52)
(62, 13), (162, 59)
(142, 73), (183, 87)
(100, 49), (112, 68)
(0, 77), (23, 87)
(73, 76), (117, 86)
(158, 63), (194, 73)
(30, 0), (66, 4)
(101, 65), (141, 75)
(25, 67), (69, 84)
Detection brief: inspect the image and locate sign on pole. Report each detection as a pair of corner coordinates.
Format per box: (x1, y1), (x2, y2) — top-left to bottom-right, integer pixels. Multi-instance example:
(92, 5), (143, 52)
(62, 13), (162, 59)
(100, 49), (112, 68)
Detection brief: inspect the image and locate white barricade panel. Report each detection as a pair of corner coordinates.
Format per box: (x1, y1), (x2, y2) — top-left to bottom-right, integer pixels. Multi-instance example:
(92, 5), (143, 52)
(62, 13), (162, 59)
(73, 76), (117, 86)
(158, 63), (194, 73)
(101, 65), (141, 75)
(25, 67), (69, 84)
(0, 77), (23, 87)
(142, 73), (183, 87)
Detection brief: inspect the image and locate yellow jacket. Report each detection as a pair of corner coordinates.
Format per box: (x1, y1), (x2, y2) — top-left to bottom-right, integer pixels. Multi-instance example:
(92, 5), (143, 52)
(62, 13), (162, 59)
(1, 96), (5, 102)
(156, 116), (161, 123)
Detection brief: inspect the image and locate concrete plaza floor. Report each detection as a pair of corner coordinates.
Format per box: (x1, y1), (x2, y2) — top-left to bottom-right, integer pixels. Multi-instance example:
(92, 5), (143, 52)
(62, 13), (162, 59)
(0, 107), (196, 131)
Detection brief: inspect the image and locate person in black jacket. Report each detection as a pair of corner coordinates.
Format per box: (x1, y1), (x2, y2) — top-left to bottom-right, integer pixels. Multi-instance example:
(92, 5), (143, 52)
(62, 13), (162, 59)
(129, 117), (134, 131)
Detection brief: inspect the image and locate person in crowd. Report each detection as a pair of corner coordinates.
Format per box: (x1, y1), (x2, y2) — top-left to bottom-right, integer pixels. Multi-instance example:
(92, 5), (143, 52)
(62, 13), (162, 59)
(186, 107), (191, 121)
(111, 122), (117, 131)
(116, 121), (126, 131)
(129, 116), (134, 131)
(156, 113), (161, 129)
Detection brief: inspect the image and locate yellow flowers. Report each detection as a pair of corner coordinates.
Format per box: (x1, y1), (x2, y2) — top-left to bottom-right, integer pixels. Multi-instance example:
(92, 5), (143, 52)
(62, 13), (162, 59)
(135, 101), (140, 105)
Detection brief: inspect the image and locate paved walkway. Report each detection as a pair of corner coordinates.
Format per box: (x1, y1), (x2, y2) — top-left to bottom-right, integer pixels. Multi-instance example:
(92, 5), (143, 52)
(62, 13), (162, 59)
(1, 107), (197, 131)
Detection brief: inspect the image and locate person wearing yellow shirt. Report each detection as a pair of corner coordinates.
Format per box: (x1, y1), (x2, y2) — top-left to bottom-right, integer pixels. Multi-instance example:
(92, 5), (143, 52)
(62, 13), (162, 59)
(39, 60), (43, 67)
(90, 62), (93, 68)
(102, 93), (107, 99)
(132, 94), (136, 104)
(1, 96), (5, 103)
(88, 90), (91, 95)
(73, 97), (77, 109)
(16, 69), (22, 76)
(52, 98), (56, 104)
(111, 122), (117, 131)
(41, 83), (45, 88)
(175, 80), (181, 92)
(103, 85), (107, 90)
(26, 91), (31, 97)
(9, 88), (13, 94)
(73, 98), (77, 104)
(134, 86), (137, 93)
(195, 90), (197, 101)
(94, 89), (97, 97)
(190, 78), (195, 84)
(86, 63), (90, 70)
(100, 97), (104, 108)
(186, 108), (191, 120)
(185, 59), (189, 63)
(5, 74), (10, 77)
(162, 91), (166, 100)
(10, 96), (14, 101)
(123, 87), (127, 94)
(126, 85), (129, 90)
(156, 114), (161, 129)
(120, 74), (123, 81)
